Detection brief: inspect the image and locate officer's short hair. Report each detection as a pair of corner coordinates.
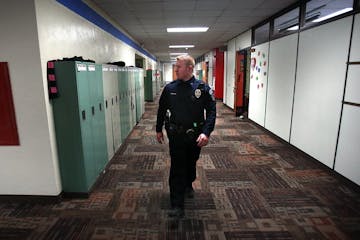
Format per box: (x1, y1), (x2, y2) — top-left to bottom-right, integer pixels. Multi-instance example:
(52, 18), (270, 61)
(176, 55), (195, 67)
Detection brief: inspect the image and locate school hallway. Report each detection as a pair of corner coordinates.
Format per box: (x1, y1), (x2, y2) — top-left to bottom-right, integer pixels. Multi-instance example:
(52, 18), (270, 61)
(0, 93), (359, 240)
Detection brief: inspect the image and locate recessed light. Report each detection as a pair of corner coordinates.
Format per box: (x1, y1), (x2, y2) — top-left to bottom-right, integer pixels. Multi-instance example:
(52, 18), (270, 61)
(167, 27), (208, 32)
(169, 45), (195, 48)
(287, 25), (299, 31)
(169, 53), (188, 55)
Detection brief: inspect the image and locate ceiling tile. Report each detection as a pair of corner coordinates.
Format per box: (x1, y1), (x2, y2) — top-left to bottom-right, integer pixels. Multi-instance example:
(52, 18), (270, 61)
(91, 0), (299, 62)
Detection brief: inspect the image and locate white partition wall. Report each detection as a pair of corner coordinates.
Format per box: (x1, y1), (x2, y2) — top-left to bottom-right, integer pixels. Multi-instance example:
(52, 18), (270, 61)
(248, 42), (269, 126)
(224, 39), (236, 109)
(344, 65), (360, 104)
(335, 13), (360, 185)
(335, 105), (360, 185)
(349, 14), (360, 61)
(265, 34), (298, 141)
(290, 17), (352, 168)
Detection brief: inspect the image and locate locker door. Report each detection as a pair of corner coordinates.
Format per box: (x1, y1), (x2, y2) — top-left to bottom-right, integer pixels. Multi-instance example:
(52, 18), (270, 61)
(86, 64), (98, 182)
(76, 62), (94, 190)
(54, 61), (87, 192)
(124, 68), (130, 138)
(139, 70), (145, 116)
(118, 68), (126, 142)
(88, 64), (107, 177)
(112, 67), (121, 150)
(95, 64), (108, 169)
(102, 65), (115, 160)
(135, 69), (141, 122)
(129, 68), (136, 128)
(145, 69), (153, 101)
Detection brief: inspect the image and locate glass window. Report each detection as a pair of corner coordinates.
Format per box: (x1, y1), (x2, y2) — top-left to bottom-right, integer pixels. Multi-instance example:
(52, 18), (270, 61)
(304, 0), (353, 28)
(253, 23), (270, 45)
(273, 7), (300, 36)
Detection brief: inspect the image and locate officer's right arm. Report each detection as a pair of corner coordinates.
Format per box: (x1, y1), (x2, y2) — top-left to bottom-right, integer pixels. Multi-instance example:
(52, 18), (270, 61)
(156, 132), (164, 144)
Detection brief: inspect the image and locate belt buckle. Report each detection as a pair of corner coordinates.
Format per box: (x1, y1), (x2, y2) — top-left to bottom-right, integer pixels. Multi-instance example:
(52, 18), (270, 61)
(186, 128), (195, 134)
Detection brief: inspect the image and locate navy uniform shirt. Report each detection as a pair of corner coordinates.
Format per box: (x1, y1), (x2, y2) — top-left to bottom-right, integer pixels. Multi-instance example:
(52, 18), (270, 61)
(156, 76), (216, 137)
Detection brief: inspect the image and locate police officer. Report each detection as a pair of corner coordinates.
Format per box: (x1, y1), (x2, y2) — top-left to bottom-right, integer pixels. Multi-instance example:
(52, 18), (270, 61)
(156, 55), (216, 218)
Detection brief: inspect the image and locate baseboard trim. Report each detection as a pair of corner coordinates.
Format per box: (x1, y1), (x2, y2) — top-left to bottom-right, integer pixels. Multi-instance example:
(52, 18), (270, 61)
(0, 193), (63, 203)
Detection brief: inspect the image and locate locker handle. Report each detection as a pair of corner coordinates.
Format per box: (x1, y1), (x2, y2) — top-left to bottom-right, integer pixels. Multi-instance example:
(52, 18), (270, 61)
(92, 106), (95, 115)
(105, 100), (108, 109)
(99, 103), (102, 112)
(82, 110), (86, 120)
(112, 98), (114, 105)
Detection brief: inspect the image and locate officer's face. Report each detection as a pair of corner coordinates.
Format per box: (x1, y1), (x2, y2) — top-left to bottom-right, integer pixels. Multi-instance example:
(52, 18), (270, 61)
(175, 60), (193, 81)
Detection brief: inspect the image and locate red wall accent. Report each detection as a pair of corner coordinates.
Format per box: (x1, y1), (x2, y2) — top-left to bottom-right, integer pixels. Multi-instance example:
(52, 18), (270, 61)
(0, 62), (19, 145)
(214, 48), (224, 99)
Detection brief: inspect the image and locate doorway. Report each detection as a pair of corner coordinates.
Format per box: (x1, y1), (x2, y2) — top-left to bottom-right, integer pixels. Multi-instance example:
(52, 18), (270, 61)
(135, 54), (145, 69)
(234, 49), (250, 117)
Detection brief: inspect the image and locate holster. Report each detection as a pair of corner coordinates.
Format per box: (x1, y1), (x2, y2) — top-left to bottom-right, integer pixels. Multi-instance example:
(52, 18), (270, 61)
(165, 123), (177, 136)
(166, 122), (203, 142)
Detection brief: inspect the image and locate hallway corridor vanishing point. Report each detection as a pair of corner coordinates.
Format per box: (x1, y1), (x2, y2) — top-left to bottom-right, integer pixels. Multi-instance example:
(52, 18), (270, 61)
(0, 95), (359, 240)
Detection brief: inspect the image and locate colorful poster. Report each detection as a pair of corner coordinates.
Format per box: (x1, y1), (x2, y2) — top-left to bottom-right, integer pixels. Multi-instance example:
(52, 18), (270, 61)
(250, 50), (267, 91)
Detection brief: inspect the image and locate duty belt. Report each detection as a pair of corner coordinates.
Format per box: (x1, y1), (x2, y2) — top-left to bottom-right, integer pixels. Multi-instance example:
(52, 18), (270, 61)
(167, 122), (204, 135)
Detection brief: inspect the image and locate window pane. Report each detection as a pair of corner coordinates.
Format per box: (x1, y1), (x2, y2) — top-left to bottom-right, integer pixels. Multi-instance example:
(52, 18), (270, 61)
(304, 0), (353, 27)
(254, 23), (270, 45)
(274, 7), (300, 35)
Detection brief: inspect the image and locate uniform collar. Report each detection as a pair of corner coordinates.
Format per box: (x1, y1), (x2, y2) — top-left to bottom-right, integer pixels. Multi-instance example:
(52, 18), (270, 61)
(179, 76), (196, 85)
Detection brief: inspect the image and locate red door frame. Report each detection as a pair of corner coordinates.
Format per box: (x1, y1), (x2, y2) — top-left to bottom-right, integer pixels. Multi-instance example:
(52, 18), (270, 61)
(234, 50), (246, 116)
(214, 48), (224, 100)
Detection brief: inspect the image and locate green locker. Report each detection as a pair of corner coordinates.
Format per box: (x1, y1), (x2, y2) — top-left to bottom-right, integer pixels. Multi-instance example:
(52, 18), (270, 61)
(91, 64), (107, 175)
(53, 61), (108, 195)
(144, 69), (153, 101)
(102, 65), (121, 160)
(102, 65), (114, 160)
(118, 67), (130, 142)
(129, 68), (136, 128)
(135, 69), (141, 122)
(125, 68), (132, 134)
(135, 68), (144, 122)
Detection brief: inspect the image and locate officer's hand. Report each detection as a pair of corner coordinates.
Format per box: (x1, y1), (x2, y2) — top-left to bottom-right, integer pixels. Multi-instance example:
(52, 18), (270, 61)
(196, 133), (209, 147)
(156, 132), (164, 144)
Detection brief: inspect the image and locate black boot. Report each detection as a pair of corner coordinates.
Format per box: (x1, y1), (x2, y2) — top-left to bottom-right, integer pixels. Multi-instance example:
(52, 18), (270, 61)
(185, 186), (194, 198)
(168, 207), (185, 218)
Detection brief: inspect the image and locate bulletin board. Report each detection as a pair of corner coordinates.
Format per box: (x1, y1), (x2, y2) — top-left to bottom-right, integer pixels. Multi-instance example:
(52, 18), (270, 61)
(290, 17), (352, 168)
(248, 42), (269, 126)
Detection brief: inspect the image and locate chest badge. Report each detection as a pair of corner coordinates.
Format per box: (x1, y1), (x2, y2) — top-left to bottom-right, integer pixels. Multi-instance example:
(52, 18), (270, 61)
(194, 89), (202, 98)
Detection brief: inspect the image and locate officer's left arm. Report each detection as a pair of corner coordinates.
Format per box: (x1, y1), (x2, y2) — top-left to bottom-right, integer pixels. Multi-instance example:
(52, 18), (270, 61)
(202, 85), (216, 137)
(156, 86), (169, 133)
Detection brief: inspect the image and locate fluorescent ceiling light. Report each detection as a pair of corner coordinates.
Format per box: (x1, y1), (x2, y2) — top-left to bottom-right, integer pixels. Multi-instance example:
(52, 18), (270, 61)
(169, 45), (195, 48)
(312, 7), (352, 23)
(167, 27), (208, 32)
(287, 25), (299, 31)
(169, 52), (188, 55)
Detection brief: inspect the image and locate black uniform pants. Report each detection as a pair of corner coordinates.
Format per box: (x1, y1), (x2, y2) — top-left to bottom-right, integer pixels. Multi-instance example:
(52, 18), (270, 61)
(168, 132), (201, 208)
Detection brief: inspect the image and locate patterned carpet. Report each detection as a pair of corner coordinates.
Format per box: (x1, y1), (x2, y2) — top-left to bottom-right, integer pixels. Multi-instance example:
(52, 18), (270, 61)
(0, 94), (360, 240)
